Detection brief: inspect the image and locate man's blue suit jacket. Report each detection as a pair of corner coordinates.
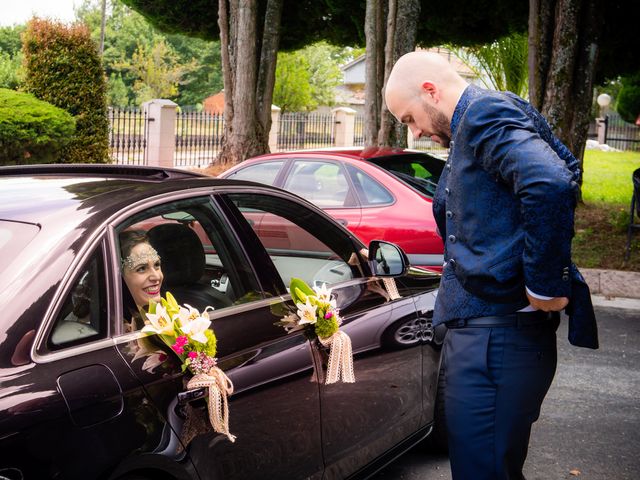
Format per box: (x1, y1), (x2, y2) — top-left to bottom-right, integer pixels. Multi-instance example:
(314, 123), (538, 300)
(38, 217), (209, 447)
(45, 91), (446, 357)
(432, 85), (598, 349)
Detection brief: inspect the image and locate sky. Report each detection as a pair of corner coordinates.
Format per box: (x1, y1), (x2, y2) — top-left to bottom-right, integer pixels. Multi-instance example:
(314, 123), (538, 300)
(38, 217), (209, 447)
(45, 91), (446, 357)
(1, 0), (78, 27)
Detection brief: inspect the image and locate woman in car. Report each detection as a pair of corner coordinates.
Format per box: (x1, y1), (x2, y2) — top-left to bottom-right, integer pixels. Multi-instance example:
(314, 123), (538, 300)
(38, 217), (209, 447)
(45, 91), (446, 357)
(119, 230), (164, 327)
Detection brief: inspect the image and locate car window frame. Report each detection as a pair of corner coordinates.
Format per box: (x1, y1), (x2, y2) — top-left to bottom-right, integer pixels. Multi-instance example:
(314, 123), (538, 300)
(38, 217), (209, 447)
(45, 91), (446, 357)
(215, 186), (369, 293)
(104, 188), (272, 337)
(282, 158), (361, 210)
(225, 159), (287, 186)
(33, 236), (116, 363)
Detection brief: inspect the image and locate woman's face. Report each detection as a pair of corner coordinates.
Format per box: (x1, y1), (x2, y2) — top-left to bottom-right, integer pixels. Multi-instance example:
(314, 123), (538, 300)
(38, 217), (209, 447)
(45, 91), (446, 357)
(122, 242), (164, 308)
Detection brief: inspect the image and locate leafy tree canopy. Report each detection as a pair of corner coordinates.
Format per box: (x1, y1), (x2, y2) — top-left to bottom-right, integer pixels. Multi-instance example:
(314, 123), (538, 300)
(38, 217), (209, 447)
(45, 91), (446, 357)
(77, 0), (222, 107)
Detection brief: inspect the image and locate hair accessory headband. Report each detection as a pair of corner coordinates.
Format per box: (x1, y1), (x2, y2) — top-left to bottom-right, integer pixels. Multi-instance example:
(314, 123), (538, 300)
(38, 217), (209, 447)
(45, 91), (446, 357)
(121, 246), (161, 270)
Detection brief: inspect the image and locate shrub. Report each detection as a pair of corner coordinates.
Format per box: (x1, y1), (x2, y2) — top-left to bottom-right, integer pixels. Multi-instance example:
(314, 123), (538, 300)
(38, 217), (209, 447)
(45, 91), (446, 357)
(22, 19), (109, 163)
(616, 72), (640, 124)
(0, 88), (75, 165)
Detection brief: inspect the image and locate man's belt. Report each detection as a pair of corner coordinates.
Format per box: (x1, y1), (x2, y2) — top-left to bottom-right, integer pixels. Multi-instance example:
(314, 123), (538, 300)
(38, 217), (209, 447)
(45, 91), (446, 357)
(446, 310), (558, 329)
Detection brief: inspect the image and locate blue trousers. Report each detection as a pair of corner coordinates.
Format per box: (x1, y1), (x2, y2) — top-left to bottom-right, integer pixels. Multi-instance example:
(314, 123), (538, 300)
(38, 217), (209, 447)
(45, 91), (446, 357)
(443, 317), (558, 480)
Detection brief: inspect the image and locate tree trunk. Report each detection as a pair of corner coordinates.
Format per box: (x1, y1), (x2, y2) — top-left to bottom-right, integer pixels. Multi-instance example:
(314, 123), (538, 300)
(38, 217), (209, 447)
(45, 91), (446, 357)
(256, 0), (283, 137)
(378, 0), (420, 147)
(217, 0), (278, 166)
(364, 0), (382, 147)
(528, 0), (604, 177)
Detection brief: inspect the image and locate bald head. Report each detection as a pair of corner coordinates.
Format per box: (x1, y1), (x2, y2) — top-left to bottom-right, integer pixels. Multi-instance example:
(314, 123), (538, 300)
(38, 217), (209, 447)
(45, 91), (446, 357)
(385, 51), (468, 123)
(383, 51), (468, 147)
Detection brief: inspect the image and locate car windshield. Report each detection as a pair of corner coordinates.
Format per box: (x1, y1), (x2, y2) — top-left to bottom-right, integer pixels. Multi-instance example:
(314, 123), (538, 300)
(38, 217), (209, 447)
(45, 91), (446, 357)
(369, 153), (445, 198)
(0, 220), (40, 276)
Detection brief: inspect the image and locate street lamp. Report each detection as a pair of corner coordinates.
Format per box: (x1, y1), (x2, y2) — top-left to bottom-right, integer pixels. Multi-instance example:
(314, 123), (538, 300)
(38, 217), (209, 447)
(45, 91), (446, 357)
(596, 93), (611, 117)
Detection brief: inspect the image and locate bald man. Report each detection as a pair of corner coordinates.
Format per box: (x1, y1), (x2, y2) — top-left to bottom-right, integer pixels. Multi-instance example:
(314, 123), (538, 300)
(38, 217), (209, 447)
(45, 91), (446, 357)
(385, 52), (598, 480)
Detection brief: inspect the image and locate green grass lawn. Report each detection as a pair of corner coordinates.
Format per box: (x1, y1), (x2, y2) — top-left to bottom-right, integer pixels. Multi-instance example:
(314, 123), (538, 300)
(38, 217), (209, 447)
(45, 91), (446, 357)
(574, 149), (640, 271)
(581, 150), (640, 204)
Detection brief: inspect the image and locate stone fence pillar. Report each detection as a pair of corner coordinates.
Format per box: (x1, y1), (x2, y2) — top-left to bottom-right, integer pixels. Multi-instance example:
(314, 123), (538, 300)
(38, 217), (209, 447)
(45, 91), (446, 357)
(596, 116), (608, 145)
(142, 99), (177, 168)
(332, 107), (356, 147)
(269, 105), (281, 152)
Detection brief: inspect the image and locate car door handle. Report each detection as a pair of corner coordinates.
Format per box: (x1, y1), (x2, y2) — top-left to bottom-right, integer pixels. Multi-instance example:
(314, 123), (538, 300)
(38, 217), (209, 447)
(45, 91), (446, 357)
(336, 218), (348, 226)
(177, 387), (206, 405)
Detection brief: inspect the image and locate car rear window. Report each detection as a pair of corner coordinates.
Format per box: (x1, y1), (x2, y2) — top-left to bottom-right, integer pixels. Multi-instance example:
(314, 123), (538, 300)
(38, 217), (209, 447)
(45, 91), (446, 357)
(0, 220), (40, 276)
(369, 154), (445, 198)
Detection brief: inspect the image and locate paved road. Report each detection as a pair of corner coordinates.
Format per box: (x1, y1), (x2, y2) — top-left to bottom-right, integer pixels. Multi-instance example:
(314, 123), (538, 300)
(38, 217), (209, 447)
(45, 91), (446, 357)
(373, 306), (640, 480)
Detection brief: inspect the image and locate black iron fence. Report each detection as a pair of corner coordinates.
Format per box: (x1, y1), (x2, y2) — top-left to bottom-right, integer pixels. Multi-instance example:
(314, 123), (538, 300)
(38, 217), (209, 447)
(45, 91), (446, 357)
(109, 108), (638, 166)
(175, 111), (224, 167)
(277, 112), (334, 150)
(604, 112), (640, 151)
(108, 107), (148, 165)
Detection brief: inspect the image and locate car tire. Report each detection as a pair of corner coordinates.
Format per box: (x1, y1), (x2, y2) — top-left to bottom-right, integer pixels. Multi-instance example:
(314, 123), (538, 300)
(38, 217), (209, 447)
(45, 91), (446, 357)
(426, 365), (448, 453)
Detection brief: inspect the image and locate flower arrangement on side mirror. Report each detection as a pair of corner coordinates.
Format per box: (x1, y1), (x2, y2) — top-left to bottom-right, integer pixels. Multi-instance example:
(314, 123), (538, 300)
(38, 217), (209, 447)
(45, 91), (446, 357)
(142, 292), (235, 442)
(276, 278), (355, 384)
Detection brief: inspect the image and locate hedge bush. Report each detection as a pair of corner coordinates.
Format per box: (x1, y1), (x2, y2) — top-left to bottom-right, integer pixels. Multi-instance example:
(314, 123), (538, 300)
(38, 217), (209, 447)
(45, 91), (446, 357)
(0, 88), (75, 165)
(617, 73), (640, 124)
(22, 19), (109, 163)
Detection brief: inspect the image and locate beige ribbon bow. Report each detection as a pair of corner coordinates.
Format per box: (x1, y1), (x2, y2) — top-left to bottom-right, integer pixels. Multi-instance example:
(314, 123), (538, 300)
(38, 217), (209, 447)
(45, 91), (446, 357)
(186, 367), (236, 442)
(319, 330), (355, 384)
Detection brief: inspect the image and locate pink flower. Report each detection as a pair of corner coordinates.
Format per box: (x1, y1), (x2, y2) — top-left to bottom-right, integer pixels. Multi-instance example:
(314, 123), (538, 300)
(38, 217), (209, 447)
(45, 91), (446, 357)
(188, 351), (198, 359)
(172, 344), (184, 355)
(324, 311), (333, 319)
(175, 335), (189, 347)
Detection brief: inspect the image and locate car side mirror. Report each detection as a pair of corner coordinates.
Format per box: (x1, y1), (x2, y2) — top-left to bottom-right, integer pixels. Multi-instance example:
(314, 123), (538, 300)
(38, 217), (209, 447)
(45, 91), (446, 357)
(368, 240), (410, 277)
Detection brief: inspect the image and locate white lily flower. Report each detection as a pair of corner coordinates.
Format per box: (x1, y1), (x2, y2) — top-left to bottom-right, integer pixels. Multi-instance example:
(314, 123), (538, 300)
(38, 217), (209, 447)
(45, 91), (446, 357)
(313, 283), (337, 310)
(142, 304), (175, 336)
(297, 299), (318, 325)
(181, 315), (212, 344)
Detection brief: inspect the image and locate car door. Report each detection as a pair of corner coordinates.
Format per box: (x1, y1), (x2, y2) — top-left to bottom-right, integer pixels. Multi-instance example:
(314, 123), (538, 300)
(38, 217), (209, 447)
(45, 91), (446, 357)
(2, 242), (197, 480)
(282, 158), (362, 231)
(222, 190), (424, 478)
(110, 194), (324, 480)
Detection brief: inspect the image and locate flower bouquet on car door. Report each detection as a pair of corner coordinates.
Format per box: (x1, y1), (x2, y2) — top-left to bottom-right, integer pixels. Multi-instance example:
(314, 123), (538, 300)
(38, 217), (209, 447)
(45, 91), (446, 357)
(142, 292), (235, 442)
(276, 278), (355, 384)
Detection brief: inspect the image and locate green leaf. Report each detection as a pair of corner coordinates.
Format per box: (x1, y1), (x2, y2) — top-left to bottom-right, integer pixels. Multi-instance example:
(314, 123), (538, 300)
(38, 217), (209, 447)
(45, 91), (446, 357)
(290, 277), (314, 304)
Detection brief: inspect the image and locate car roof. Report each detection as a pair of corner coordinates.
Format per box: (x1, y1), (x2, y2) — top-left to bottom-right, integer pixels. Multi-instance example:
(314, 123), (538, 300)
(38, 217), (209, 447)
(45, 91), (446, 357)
(249, 146), (444, 161)
(0, 164), (257, 225)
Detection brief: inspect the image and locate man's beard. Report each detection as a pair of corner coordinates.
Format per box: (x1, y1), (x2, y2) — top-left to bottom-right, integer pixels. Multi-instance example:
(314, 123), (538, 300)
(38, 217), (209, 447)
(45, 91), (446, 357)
(422, 101), (452, 147)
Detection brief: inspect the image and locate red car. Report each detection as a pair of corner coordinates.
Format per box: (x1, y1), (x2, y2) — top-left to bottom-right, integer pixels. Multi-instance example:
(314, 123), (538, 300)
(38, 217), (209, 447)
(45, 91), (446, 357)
(220, 147), (446, 271)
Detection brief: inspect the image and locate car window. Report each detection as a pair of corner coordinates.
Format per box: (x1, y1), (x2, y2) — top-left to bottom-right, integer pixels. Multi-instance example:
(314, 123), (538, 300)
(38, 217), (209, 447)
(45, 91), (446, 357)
(226, 192), (365, 289)
(346, 165), (394, 206)
(368, 154), (445, 198)
(49, 249), (107, 349)
(115, 196), (262, 332)
(283, 160), (356, 208)
(225, 161), (284, 185)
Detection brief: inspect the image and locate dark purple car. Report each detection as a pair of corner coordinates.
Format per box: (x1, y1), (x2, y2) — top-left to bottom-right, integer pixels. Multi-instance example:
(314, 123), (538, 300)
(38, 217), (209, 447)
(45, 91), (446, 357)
(0, 164), (444, 480)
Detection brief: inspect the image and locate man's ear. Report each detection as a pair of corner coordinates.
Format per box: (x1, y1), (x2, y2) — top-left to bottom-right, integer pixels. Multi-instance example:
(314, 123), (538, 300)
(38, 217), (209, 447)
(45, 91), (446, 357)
(421, 81), (439, 102)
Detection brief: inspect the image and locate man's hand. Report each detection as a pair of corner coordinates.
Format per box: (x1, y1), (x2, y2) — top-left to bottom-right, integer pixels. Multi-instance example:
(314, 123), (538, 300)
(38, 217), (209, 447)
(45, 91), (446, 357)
(526, 292), (569, 312)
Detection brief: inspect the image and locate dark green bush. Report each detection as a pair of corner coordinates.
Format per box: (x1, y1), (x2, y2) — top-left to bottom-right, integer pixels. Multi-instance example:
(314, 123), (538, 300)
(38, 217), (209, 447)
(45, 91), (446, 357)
(0, 88), (75, 165)
(616, 72), (640, 124)
(22, 19), (109, 163)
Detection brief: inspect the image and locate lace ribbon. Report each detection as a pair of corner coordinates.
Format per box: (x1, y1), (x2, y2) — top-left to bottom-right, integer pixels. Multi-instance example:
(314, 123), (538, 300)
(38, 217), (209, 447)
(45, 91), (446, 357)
(186, 367), (236, 442)
(319, 330), (355, 384)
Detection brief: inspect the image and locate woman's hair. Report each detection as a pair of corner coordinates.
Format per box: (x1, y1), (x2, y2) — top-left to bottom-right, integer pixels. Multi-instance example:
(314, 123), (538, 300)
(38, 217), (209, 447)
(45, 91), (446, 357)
(119, 229), (150, 260)
(119, 229), (150, 319)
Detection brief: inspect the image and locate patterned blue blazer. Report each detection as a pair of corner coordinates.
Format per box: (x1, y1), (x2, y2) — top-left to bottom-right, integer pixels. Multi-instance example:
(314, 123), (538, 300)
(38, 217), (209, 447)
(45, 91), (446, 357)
(432, 85), (598, 349)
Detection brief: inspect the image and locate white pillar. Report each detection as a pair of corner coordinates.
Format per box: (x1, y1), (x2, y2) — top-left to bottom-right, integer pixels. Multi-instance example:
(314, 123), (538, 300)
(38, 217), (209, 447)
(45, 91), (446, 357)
(142, 99), (177, 167)
(269, 105), (281, 152)
(596, 117), (607, 145)
(332, 107), (357, 147)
